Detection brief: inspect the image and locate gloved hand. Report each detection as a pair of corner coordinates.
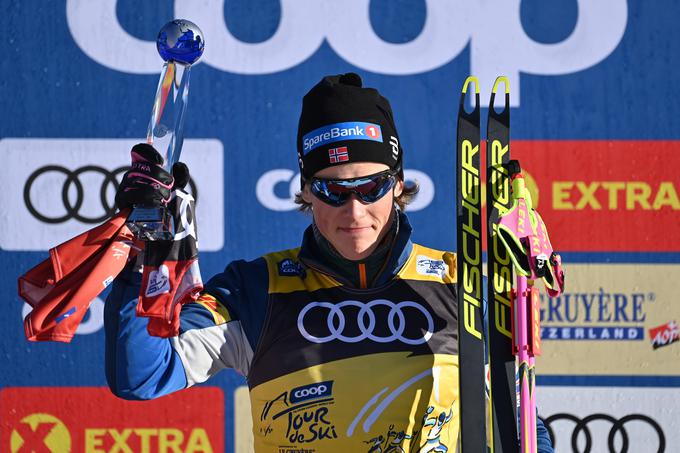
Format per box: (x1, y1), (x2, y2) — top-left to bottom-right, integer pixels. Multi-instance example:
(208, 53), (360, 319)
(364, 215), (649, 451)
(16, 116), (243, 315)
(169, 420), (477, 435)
(116, 144), (202, 337)
(115, 143), (190, 210)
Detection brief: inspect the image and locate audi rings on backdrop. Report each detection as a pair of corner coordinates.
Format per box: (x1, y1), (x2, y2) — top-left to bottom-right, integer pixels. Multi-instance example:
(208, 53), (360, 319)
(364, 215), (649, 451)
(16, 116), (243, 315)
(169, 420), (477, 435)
(543, 412), (665, 453)
(24, 165), (198, 224)
(297, 299), (434, 345)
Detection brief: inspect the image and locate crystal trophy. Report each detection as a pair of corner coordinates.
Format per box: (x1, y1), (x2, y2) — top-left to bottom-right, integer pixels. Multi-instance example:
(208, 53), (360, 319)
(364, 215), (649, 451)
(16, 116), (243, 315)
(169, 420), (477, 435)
(127, 19), (205, 241)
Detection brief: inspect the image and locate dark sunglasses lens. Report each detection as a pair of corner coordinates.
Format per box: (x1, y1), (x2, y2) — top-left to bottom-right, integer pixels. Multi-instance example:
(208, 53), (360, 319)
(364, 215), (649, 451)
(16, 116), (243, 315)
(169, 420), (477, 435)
(312, 180), (348, 206)
(353, 174), (394, 202)
(312, 173), (395, 206)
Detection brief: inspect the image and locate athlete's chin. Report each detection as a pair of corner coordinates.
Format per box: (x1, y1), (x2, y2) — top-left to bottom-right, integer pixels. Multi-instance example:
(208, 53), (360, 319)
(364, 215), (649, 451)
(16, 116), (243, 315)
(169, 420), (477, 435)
(334, 238), (378, 261)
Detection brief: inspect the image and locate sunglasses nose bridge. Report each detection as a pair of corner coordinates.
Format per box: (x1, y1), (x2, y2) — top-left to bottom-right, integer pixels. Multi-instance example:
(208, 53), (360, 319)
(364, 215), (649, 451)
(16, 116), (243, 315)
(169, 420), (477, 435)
(341, 192), (368, 213)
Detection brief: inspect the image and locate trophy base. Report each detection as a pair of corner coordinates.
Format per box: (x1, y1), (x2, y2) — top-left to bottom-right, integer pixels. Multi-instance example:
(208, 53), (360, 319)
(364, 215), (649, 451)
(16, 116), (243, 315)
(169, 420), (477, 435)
(127, 206), (175, 241)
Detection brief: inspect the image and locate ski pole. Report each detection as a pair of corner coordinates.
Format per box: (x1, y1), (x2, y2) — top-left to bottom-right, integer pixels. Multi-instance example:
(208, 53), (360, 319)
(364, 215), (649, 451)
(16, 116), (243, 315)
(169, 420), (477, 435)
(497, 161), (565, 453)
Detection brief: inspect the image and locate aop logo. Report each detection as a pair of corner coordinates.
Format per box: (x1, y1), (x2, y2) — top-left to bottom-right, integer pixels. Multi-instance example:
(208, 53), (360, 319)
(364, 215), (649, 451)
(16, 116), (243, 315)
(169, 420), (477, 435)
(256, 168), (435, 212)
(297, 299), (434, 345)
(9, 413), (71, 453)
(66, 0), (628, 106)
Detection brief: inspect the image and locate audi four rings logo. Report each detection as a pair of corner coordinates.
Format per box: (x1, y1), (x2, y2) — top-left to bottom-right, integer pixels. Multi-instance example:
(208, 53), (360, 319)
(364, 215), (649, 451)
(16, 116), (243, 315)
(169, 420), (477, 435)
(544, 412), (665, 453)
(297, 299), (434, 345)
(23, 165), (198, 224)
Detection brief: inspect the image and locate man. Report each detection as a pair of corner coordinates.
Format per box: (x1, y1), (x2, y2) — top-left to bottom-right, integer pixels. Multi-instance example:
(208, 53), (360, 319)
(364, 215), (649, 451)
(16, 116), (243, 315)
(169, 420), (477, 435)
(107, 73), (553, 452)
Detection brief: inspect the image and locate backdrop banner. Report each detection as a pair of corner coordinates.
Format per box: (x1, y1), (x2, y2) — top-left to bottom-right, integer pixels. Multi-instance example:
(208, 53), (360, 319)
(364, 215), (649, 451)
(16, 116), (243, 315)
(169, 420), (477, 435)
(2, 1), (678, 452)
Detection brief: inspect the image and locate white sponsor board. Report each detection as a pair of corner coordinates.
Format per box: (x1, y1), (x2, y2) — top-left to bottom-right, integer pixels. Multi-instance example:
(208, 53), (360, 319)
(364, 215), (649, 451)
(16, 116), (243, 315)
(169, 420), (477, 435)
(0, 138), (224, 251)
(65, 0), (628, 106)
(540, 386), (678, 452)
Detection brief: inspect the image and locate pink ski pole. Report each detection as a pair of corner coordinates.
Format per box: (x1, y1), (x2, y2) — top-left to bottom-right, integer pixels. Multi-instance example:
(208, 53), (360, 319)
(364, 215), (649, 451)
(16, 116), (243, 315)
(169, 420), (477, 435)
(497, 160), (565, 453)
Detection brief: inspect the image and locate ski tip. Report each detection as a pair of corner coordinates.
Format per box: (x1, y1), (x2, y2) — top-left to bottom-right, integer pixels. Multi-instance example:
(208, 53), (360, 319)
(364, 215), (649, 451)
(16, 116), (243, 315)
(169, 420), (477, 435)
(492, 76), (510, 94)
(462, 76), (479, 94)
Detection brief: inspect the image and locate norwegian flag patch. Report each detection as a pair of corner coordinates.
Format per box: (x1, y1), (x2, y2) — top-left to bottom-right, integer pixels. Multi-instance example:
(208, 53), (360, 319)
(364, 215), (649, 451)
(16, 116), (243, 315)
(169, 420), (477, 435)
(328, 146), (349, 164)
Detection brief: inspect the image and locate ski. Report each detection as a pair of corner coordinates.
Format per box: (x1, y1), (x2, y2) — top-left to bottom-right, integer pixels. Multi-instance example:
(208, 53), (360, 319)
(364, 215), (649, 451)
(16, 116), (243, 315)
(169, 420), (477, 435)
(486, 77), (519, 453)
(456, 76), (487, 453)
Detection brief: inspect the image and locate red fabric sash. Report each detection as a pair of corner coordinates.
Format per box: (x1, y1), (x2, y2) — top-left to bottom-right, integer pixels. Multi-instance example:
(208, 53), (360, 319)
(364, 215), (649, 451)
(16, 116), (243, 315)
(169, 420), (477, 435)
(18, 211), (139, 342)
(18, 210), (202, 342)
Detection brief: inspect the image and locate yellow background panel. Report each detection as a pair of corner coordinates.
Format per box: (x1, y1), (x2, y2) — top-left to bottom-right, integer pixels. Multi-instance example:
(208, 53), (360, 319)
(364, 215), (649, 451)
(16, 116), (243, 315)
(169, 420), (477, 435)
(538, 264), (680, 376)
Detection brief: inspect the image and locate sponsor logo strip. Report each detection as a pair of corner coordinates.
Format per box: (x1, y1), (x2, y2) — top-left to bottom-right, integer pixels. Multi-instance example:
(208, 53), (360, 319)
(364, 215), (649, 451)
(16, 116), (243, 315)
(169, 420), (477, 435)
(649, 320), (679, 350)
(302, 122), (382, 154)
(539, 264), (680, 376)
(511, 140), (680, 251)
(0, 138), (224, 252)
(0, 387), (224, 453)
(540, 387), (678, 453)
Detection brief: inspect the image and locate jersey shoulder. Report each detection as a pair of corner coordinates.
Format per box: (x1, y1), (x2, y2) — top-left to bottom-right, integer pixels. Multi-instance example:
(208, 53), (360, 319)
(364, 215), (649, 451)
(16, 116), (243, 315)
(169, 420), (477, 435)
(397, 242), (457, 284)
(262, 247), (343, 294)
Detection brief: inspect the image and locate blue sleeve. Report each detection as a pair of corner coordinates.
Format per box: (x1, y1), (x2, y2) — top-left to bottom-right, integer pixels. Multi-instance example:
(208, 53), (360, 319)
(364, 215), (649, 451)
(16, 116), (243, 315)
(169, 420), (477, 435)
(104, 257), (270, 400)
(203, 257), (270, 351)
(537, 415), (554, 453)
(104, 263), (188, 400)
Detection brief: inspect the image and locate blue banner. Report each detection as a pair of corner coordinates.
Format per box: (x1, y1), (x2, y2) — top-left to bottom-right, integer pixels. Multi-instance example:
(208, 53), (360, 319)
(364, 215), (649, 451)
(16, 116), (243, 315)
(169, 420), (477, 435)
(2, 1), (679, 451)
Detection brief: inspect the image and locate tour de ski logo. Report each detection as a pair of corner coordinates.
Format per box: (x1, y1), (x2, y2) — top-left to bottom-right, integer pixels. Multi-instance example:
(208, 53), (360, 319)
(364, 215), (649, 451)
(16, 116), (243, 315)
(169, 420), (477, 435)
(259, 381), (456, 452)
(145, 264), (171, 297)
(260, 380), (338, 450)
(415, 256), (448, 278)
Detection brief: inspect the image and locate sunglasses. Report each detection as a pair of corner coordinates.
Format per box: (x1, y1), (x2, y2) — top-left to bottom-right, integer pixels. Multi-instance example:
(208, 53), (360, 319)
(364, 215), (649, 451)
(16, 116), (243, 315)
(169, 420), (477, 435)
(310, 170), (397, 207)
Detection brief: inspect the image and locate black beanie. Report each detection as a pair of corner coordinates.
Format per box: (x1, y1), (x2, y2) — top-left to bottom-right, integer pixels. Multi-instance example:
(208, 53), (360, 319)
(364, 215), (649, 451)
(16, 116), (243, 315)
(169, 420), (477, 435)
(297, 73), (404, 184)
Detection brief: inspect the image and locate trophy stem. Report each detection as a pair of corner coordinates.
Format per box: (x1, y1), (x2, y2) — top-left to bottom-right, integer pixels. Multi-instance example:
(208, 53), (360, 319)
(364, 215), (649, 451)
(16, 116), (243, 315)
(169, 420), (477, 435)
(147, 61), (192, 171)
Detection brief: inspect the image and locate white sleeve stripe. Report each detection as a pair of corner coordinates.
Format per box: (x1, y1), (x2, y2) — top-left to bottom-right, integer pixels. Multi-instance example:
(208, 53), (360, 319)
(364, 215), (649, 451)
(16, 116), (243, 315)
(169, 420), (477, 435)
(170, 320), (253, 387)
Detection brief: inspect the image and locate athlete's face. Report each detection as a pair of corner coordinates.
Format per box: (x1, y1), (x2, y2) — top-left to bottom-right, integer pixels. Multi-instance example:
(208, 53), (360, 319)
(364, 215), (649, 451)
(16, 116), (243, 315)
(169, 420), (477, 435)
(302, 162), (404, 261)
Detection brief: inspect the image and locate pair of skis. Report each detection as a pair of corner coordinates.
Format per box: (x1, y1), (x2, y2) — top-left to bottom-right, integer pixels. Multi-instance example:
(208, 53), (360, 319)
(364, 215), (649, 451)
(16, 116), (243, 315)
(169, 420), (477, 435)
(455, 76), (565, 453)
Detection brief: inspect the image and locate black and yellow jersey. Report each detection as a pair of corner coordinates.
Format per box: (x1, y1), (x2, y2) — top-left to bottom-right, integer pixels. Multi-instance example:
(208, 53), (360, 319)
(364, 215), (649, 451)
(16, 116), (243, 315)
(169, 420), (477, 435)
(106, 211), (554, 452)
(247, 243), (459, 452)
(105, 211), (461, 452)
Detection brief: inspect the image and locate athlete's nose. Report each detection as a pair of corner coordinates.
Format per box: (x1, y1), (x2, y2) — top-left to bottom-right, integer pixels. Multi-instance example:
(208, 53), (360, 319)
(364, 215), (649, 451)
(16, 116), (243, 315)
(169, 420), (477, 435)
(342, 194), (366, 218)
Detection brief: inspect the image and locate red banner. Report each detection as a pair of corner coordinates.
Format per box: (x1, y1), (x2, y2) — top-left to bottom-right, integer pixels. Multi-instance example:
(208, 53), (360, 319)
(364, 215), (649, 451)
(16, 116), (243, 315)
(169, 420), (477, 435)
(0, 387), (224, 453)
(510, 141), (680, 251)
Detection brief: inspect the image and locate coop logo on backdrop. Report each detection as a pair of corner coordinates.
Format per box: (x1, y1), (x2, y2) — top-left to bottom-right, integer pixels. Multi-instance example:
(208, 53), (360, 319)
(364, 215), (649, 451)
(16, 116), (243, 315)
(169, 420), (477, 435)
(0, 139), (224, 252)
(256, 168), (435, 212)
(66, 0), (628, 106)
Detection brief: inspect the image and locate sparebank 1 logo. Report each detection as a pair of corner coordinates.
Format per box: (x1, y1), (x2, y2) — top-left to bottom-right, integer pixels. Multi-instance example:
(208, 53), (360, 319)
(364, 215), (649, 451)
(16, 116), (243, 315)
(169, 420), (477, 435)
(256, 169), (435, 212)
(10, 413), (71, 453)
(66, 0), (628, 106)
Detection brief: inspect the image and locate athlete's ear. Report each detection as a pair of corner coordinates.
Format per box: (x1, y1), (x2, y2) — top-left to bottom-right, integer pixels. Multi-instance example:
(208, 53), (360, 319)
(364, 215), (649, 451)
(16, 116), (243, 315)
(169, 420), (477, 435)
(301, 183), (314, 204)
(393, 178), (404, 198)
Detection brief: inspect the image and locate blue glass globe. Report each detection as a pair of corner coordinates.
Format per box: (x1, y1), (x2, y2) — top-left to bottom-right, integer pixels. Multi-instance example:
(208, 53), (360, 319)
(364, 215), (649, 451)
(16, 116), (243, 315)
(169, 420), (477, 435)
(156, 19), (205, 65)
